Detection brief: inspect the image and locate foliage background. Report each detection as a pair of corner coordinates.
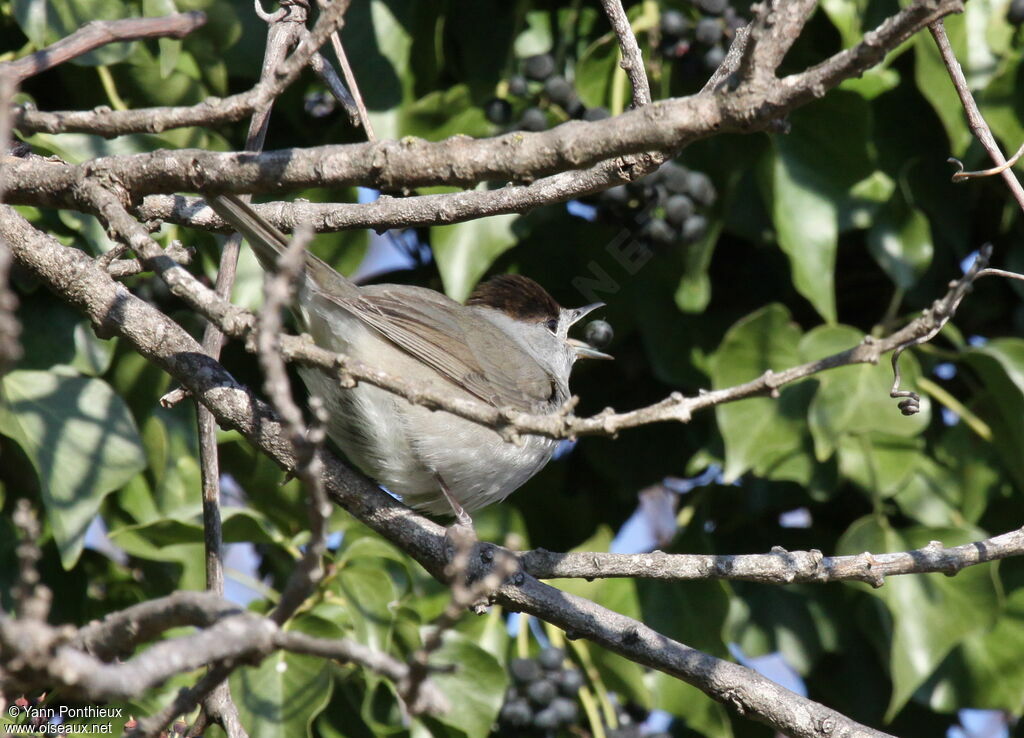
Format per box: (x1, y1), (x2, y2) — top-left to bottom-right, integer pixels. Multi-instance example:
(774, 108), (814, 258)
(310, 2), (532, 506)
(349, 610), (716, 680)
(1, 0), (1024, 735)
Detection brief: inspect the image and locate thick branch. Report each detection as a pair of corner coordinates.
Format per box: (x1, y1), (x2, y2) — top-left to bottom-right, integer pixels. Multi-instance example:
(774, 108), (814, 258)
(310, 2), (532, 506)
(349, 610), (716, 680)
(497, 576), (892, 738)
(137, 153), (662, 233)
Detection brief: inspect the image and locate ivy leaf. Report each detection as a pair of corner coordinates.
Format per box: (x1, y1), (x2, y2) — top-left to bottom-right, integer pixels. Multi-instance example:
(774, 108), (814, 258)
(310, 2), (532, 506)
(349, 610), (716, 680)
(837, 518), (999, 721)
(709, 305), (812, 482)
(0, 370), (146, 568)
(868, 194), (934, 290)
(416, 631), (508, 738)
(432, 213), (520, 302)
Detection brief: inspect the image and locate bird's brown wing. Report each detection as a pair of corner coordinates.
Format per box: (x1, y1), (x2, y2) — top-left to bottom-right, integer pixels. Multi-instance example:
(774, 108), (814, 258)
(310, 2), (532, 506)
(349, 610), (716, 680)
(333, 286), (554, 411)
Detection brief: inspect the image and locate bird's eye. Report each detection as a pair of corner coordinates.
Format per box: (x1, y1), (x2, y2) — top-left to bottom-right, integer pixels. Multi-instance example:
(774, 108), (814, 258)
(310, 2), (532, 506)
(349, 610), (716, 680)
(544, 318), (558, 333)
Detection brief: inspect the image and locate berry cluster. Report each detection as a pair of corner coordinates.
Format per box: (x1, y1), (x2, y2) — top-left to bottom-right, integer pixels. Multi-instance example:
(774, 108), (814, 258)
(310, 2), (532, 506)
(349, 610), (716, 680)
(484, 54), (610, 131)
(588, 160), (717, 248)
(659, 3), (746, 77)
(496, 648), (585, 734)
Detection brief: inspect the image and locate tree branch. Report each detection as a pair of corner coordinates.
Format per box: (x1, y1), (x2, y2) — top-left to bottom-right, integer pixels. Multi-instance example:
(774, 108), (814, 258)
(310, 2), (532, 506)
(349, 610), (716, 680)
(600, 0), (652, 107)
(927, 19), (1024, 212)
(0, 12), (206, 85)
(520, 526), (1024, 586)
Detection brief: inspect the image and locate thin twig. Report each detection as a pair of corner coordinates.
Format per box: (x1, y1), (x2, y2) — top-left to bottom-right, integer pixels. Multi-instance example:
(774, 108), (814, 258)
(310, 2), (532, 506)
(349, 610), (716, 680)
(0, 13), (206, 84)
(600, 0), (651, 107)
(949, 139), (1024, 181)
(520, 525), (1024, 586)
(12, 501), (51, 622)
(257, 224), (331, 625)
(928, 20), (1024, 212)
(0, 72), (22, 376)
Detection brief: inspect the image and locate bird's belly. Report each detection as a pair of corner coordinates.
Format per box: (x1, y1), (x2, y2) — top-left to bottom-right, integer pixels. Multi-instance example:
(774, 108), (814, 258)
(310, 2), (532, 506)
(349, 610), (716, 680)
(294, 312), (557, 518)
(299, 368), (556, 516)
(403, 405), (557, 514)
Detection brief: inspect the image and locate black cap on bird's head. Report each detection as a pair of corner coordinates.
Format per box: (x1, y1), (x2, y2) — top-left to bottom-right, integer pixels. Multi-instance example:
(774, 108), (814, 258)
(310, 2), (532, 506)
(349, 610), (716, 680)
(468, 274), (612, 360)
(467, 274), (561, 323)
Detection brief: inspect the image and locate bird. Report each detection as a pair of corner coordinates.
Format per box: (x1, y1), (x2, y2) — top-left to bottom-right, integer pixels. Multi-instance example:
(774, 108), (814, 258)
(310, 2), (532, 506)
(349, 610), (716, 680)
(207, 194), (611, 525)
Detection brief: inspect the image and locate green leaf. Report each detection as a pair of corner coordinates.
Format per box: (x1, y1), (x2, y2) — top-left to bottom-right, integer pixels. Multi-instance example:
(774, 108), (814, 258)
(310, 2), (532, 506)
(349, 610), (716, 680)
(761, 92), (884, 322)
(913, 22), (973, 156)
(962, 339), (1024, 489)
(839, 67), (900, 99)
(143, 0), (183, 78)
(819, 0), (866, 47)
(709, 305), (813, 482)
(926, 587), (1024, 714)
(230, 634), (333, 738)
(575, 34), (619, 109)
(335, 561), (398, 653)
(837, 433), (922, 499)
(800, 325), (930, 460)
(514, 10), (553, 57)
(417, 631), (508, 738)
(399, 86), (492, 140)
(867, 195), (934, 290)
(432, 213), (520, 302)
(344, 0), (416, 139)
(837, 518), (1000, 720)
(890, 459), (965, 528)
(0, 370), (145, 568)
(650, 671), (733, 737)
(13, 0), (135, 66)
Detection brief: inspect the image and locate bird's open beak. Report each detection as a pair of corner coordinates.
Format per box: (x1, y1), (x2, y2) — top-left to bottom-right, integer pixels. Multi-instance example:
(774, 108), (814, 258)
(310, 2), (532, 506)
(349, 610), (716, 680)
(568, 302), (613, 360)
(568, 338), (614, 360)
(571, 302), (606, 325)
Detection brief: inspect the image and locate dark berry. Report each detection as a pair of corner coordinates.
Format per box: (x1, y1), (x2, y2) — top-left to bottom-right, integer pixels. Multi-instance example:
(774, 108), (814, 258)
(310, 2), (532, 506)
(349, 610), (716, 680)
(519, 107), (548, 131)
(665, 194), (695, 225)
(582, 106), (611, 121)
(524, 54), (555, 81)
(526, 678), (557, 706)
(556, 668), (585, 695)
(510, 657), (542, 684)
(484, 97), (513, 125)
(699, 0), (728, 15)
(585, 320), (614, 349)
(544, 76), (575, 108)
(645, 218), (677, 246)
(551, 696), (579, 724)
(565, 98), (586, 118)
(660, 9), (689, 39)
(660, 162), (690, 194)
(685, 170), (717, 206)
(508, 75), (529, 97)
(682, 214), (709, 243)
(499, 698), (533, 728)
(533, 706), (561, 729)
(695, 17), (723, 45)
(704, 44), (726, 71)
(538, 647), (565, 670)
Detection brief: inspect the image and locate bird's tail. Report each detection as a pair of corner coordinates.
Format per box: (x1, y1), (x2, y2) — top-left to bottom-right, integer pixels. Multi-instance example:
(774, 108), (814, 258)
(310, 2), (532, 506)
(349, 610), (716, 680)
(206, 193), (288, 273)
(206, 193), (357, 299)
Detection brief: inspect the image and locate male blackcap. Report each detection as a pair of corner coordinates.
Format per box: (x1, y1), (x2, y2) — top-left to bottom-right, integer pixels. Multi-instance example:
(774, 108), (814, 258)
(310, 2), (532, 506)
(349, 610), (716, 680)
(208, 194), (610, 524)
